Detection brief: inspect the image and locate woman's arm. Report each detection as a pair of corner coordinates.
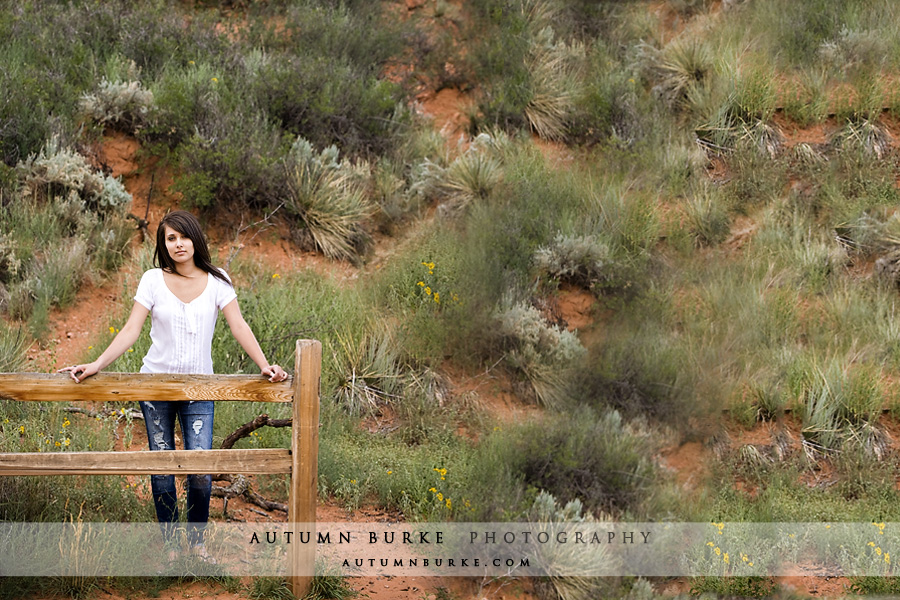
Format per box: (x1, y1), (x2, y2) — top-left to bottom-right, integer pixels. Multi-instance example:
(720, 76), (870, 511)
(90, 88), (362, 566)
(59, 301), (150, 383)
(221, 299), (287, 382)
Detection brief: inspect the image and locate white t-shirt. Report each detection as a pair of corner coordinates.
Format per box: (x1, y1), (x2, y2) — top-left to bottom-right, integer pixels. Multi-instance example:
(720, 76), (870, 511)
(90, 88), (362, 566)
(134, 268), (238, 374)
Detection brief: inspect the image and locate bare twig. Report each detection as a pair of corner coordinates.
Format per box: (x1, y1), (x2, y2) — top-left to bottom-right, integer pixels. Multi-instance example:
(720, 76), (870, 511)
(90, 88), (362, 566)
(126, 173), (153, 242)
(224, 201), (285, 270)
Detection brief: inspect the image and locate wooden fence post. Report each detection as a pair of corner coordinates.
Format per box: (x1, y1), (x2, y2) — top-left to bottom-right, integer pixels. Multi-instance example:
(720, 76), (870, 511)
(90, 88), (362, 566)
(290, 339), (321, 598)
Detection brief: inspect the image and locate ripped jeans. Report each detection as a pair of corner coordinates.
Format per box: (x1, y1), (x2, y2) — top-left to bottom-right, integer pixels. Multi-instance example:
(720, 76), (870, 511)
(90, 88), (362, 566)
(139, 400), (214, 546)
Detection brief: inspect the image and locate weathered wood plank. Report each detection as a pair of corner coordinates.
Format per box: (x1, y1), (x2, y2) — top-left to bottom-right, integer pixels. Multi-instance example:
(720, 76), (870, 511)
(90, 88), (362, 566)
(290, 339), (321, 598)
(0, 448), (292, 475)
(0, 373), (293, 403)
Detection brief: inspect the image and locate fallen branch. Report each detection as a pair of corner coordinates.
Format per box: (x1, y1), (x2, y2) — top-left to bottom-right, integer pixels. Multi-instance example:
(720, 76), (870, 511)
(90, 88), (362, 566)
(220, 413), (292, 450)
(212, 414), (293, 514)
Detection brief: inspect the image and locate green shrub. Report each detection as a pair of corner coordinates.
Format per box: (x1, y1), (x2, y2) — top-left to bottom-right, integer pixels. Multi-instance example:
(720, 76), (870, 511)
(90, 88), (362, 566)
(578, 330), (695, 424)
(175, 110), (287, 210)
(331, 325), (402, 417)
(799, 359), (884, 451)
(510, 408), (657, 514)
(569, 44), (644, 146)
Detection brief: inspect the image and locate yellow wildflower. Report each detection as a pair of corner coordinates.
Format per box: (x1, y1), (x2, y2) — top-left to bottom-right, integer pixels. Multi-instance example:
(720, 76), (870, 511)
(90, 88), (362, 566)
(63, 419), (70, 428)
(877, 548), (883, 556)
(437, 492), (443, 502)
(715, 547), (721, 556)
(211, 77), (218, 82)
(273, 273), (281, 279)
(706, 542), (714, 547)
(446, 498), (451, 509)
(429, 487), (437, 493)
(434, 292), (440, 303)
(18, 425), (24, 434)
(417, 281), (424, 287)
(63, 439), (70, 446)
(869, 542), (876, 547)
(887, 553), (891, 564)
(55, 441), (61, 447)
(723, 553), (729, 564)
(425, 287), (432, 296)
(109, 327), (115, 334)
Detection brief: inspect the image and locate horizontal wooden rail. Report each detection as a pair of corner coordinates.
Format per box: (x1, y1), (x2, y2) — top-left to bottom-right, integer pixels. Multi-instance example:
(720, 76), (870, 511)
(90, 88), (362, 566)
(0, 448), (292, 476)
(0, 373), (293, 403)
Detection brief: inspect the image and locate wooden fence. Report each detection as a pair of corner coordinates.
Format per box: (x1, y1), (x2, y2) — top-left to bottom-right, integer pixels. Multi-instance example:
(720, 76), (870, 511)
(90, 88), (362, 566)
(0, 339), (321, 598)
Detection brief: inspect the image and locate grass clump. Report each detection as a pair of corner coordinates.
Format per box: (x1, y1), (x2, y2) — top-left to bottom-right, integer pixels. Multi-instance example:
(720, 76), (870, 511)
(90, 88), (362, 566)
(283, 137), (373, 262)
(683, 182), (730, 248)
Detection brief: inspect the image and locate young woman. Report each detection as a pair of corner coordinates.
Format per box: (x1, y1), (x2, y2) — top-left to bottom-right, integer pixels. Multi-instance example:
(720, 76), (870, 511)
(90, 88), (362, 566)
(60, 210), (287, 560)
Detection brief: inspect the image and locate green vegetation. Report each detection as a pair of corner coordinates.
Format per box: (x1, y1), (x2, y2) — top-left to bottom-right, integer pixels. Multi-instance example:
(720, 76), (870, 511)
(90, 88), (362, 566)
(5, 0), (900, 598)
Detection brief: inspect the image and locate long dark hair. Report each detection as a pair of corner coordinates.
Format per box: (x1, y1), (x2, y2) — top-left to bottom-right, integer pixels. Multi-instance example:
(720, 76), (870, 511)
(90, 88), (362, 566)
(154, 210), (231, 286)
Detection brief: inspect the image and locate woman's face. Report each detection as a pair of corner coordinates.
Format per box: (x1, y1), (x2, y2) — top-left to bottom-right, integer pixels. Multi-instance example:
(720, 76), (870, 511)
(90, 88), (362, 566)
(163, 225), (195, 266)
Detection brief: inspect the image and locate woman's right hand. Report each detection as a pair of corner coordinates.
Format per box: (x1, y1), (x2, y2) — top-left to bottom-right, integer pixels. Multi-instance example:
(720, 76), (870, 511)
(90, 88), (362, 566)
(58, 362), (100, 383)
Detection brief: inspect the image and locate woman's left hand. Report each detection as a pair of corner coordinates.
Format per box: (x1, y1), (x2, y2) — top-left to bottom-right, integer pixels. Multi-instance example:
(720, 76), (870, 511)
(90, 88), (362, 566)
(262, 364), (287, 382)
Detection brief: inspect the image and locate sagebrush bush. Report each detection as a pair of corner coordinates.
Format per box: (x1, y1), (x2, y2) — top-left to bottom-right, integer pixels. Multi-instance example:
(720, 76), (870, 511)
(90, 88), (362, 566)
(494, 298), (586, 409)
(79, 78), (154, 133)
(17, 138), (131, 213)
(527, 491), (616, 600)
(534, 232), (620, 291)
(3, 141), (133, 335)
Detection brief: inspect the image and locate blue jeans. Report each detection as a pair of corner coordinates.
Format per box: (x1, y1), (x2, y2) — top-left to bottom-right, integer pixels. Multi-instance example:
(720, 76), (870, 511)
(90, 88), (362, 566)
(139, 400), (214, 546)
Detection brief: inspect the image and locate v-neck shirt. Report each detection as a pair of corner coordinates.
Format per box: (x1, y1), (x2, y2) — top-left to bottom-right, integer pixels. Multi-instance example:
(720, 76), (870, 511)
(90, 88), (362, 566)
(134, 268), (237, 374)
